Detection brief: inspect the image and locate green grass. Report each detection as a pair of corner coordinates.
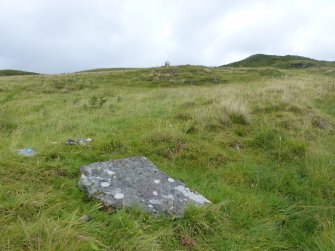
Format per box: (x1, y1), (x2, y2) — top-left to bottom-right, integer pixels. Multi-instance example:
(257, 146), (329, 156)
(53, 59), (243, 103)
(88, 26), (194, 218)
(0, 65), (334, 250)
(315, 95), (335, 118)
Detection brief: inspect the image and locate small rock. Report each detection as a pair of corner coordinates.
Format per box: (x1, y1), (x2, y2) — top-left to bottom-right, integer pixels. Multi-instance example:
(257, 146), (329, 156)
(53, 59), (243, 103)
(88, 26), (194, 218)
(66, 139), (76, 145)
(78, 138), (93, 145)
(229, 142), (242, 151)
(312, 117), (327, 129)
(79, 215), (91, 222)
(211, 77), (220, 84)
(66, 138), (93, 145)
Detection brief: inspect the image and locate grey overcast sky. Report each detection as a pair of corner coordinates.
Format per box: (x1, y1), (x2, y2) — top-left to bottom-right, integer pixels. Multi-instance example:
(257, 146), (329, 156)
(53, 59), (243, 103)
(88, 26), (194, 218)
(0, 0), (334, 73)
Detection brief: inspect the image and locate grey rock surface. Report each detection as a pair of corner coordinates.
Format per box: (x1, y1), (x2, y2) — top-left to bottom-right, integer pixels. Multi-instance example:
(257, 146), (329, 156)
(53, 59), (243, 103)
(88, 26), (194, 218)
(79, 156), (210, 216)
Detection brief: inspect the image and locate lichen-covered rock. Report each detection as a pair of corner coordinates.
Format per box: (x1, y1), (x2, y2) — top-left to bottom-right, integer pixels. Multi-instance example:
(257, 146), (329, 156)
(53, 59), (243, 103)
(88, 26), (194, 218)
(79, 156), (210, 216)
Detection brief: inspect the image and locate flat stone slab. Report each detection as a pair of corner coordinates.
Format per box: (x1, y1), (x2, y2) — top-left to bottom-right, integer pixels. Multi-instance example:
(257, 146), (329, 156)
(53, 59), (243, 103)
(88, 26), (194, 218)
(79, 156), (210, 216)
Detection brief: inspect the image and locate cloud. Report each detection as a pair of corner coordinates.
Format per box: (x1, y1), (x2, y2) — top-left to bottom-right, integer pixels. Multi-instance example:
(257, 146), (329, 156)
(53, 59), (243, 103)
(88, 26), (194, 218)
(0, 0), (334, 73)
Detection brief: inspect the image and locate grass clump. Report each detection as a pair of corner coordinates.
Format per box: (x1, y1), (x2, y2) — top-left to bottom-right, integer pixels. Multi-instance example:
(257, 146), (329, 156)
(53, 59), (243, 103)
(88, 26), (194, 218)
(88, 96), (107, 108)
(191, 96), (250, 132)
(215, 97), (250, 126)
(145, 131), (187, 160)
(0, 113), (17, 134)
(251, 129), (306, 162)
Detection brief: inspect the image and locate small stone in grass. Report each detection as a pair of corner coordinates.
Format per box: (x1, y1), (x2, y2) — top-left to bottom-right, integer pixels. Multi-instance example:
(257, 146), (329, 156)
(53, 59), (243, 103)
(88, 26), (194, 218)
(79, 215), (91, 222)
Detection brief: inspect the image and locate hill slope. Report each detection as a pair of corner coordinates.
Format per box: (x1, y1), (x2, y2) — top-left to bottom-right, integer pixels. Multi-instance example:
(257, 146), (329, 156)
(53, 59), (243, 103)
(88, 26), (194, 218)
(0, 69), (38, 76)
(223, 54), (335, 68)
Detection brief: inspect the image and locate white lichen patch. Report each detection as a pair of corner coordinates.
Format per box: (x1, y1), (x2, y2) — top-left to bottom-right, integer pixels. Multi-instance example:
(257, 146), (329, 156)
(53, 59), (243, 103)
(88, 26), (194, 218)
(149, 199), (161, 205)
(167, 178), (175, 183)
(80, 174), (90, 186)
(153, 191), (158, 196)
(114, 193), (124, 199)
(154, 179), (160, 184)
(162, 194), (174, 200)
(174, 186), (210, 204)
(148, 204), (153, 208)
(101, 182), (110, 188)
(106, 170), (115, 176)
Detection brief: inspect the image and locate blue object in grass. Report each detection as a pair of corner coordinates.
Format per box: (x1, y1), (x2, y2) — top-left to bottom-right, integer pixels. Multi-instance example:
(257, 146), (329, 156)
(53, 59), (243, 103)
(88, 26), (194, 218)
(16, 147), (36, 156)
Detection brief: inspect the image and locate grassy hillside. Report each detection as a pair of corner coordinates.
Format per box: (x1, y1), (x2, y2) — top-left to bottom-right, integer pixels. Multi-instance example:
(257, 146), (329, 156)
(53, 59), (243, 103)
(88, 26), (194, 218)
(223, 54), (335, 68)
(0, 69), (38, 77)
(0, 65), (334, 250)
(78, 68), (142, 73)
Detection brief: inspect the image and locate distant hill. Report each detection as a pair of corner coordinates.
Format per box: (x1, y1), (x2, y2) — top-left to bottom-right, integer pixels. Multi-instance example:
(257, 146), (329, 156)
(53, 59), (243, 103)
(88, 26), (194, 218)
(223, 54), (335, 68)
(79, 68), (141, 73)
(0, 69), (38, 76)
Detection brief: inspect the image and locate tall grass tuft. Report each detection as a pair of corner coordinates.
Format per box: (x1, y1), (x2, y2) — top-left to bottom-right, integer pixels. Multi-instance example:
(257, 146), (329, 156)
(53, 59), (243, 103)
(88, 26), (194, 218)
(215, 97), (250, 126)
